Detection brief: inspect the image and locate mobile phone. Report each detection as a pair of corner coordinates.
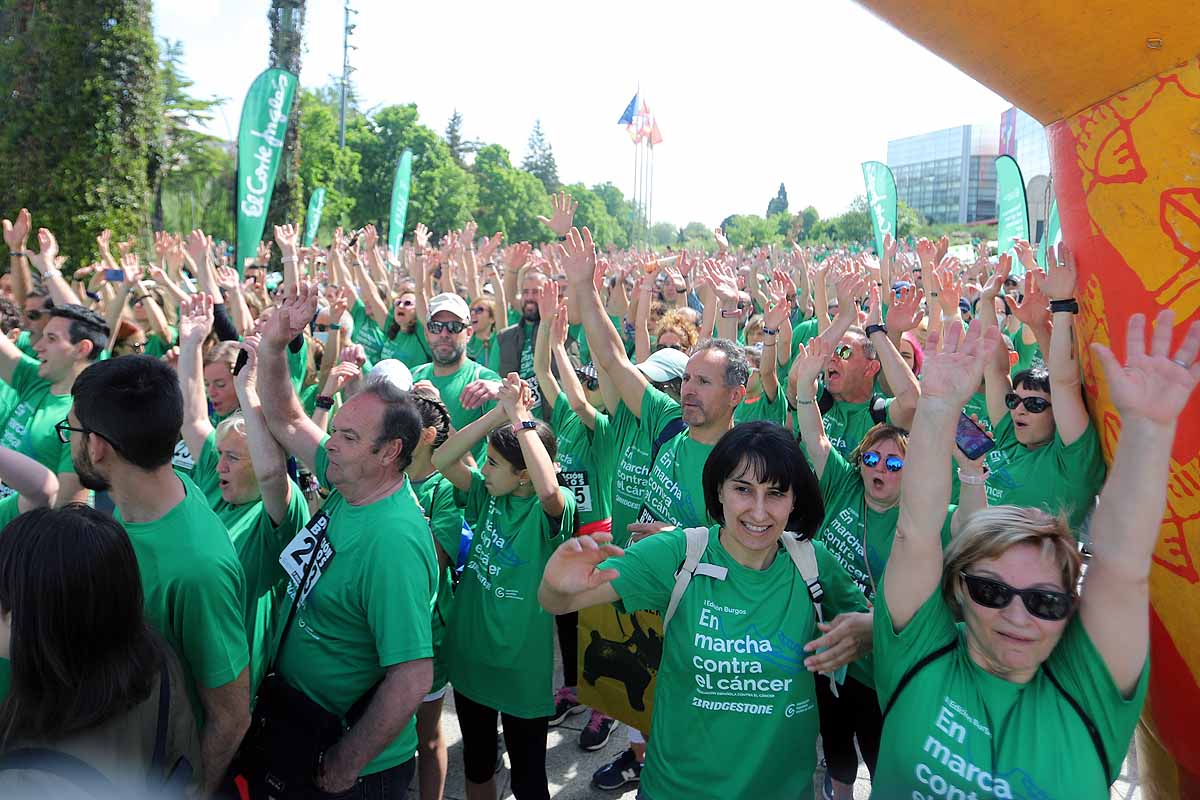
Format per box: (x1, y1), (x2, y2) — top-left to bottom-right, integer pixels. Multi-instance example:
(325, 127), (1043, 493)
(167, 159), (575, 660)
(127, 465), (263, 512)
(104, 269), (124, 281)
(955, 412), (995, 461)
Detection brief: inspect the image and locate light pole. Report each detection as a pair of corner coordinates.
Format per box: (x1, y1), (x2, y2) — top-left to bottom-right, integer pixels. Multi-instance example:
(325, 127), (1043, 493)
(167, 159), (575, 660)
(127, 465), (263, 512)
(338, 1), (357, 148)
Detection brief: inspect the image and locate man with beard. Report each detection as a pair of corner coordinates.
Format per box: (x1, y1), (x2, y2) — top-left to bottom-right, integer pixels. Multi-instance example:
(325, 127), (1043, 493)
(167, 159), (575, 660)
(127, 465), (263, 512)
(63, 355), (249, 794)
(498, 270), (550, 380)
(411, 293), (500, 461)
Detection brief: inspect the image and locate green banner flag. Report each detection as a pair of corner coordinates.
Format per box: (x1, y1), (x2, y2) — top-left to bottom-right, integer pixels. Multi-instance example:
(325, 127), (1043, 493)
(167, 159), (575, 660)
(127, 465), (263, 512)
(303, 187), (326, 247)
(236, 68), (298, 274)
(387, 149), (414, 258)
(861, 161), (897, 259)
(1037, 198), (1061, 268)
(995, 155), (1030, 275)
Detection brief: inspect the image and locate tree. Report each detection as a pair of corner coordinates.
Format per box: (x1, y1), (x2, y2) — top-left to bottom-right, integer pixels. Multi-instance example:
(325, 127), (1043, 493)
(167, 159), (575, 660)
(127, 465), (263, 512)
(766, 183), (789, 217)
(797, 205), (821, 240)
(297, 90), (360, 242)
(521, 120), (559, 194)
(722, 215), (784, 248)
(592, 183), (635, 245)
(896, 200), (923, 239)
(160, 140), (236, 243)
(474, 145), (551, 243)
(444, 109), (481, 167)
(265, 0), (307, 249)
(679, 222), (715, 249)
(650, 222), (678, 248)
(0, 0), (163, 264)
(563, 184), (624, 249)
(831, 195), (872, 243)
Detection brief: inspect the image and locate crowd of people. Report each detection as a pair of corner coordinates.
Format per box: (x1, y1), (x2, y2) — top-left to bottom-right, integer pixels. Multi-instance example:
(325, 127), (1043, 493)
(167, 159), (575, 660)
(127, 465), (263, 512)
(0, 194), (1193, 800)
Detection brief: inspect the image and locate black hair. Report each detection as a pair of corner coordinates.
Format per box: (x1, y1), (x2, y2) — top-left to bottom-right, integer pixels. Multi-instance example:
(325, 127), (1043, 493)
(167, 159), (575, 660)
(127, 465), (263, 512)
(410, 387), (452, 451)
(1013, 367), (1051, 395)
(71, 355), (182, 470)
(0, 298), (19, 333)
(47, 304), (109, 361)
(359, 381), (423, 473)
(692, 338), (751, 387)
(702, 421), (824, 539)
(487, 418), (557, 473)
(0, 505), (162, 745)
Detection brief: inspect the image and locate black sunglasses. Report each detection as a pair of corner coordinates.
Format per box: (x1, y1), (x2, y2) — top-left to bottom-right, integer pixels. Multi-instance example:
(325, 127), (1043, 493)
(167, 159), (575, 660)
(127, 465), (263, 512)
(427, 320), (467, 335)
(861, 451), (903, 471)
(960, 573), (1074, 621)
(1005, 392), (1051, 413)
(470, 305), (489, 315)
(576, 372), (599, 391)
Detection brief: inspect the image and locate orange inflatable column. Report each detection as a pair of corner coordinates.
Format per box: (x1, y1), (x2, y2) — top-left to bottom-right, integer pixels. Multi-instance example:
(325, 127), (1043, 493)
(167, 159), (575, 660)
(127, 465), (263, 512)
(1048, 56), (1200, 799)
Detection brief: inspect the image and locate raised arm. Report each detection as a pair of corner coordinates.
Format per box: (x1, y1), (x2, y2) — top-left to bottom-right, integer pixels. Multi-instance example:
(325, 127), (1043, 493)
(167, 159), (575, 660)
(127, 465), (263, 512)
(3, 209), (33, 310)
(28, 229), (82, 307)
(0, 444), (58, 511)
(257, 282), (325, 472)
(499, 374), (565, 517)
(886, 321), (1001, 631)
(560, 227), (649, 417)
(1041, 244), (1090, 446)
(532, 283), (562, 412)
(866, 284), (921, 430)
(759, 274), (792, 403)
(232, 336), (293, 524)
(789, 337), (836, 478)
(177, 293), (216, 460)
(432, 404), (507, 491)
(633, 267), (655, 364)
(214, 266), (252, 337)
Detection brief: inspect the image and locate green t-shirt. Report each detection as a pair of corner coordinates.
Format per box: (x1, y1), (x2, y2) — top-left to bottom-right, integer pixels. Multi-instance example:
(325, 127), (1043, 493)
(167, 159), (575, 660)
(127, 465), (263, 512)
(732, 382), (787, 427)
(144, 325), (178, 358)
(550, 397), (611, 532)
(411, 471), (464, 694)
(190, 431), (309, 693)
(987, 413), (1106, 532)
(798, 393), (895, 459)
(517, 322), (537, 379)
(444, 469), (574, 718)
(813, 449), (954, 686)
(1010, 323), (1043, 375)
(276, 442), (438, 776)
(0, 356), (75, 484)
(638, 387), (715, 531)
(286, 335), (308, 394)
(114, 474), (250, 724)
(350, 299), (387, 365)
(872, 585), (1148, 799)
(604, 526), (866, 800)
(380, 325), (431, 370)
(599, 397), (677, 548)
(14, 330), (36, 357)
(410, 360), (500, 462)
(465, 333), (500, 374)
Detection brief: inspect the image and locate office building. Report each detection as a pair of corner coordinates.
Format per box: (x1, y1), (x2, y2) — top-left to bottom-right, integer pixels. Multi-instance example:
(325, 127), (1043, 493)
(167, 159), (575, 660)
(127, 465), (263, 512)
(886, 123), (1000, 225)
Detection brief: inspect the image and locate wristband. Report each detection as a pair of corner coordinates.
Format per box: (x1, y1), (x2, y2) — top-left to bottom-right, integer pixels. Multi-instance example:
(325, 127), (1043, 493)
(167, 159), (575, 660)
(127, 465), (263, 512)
(761, 326), (779, 336)
(44, 268), (62, 279)
(1049, 298), (1079, 314)
(720, 307), (742, 318)
(315, 395), (335, 410)
(282, 256), (298, 264)
(956, 468), (988, 485)
(329, 322), (341, 330)
(794, 396), (815, 405)
(864, 323), (887, 338)
(8, 251), (30, 258)
(512, 419), (538, 433)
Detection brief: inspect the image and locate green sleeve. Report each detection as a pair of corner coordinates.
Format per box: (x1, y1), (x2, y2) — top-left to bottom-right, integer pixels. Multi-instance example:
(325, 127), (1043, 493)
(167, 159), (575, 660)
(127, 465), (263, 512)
(605, 526), (687, 615)
(9, 355), (44, 395)
(362, 518), (436, 667)
(242, 482), (309, 602)
(0, 493), (20, 529)
(1046, 617), (1150, 783)
(192, 430), (221, 498)
(428, 477), (465, 560)
(638, 385), (683, 442)
(452, 468), (489, 530)
(507, 307), (522, 327)
(812, 541), (869, 617)
(286, 336), (308, 393)
(1051, 420), (1106, 487)
(872, 582), (959, 709)
(178, 554), (251, 688)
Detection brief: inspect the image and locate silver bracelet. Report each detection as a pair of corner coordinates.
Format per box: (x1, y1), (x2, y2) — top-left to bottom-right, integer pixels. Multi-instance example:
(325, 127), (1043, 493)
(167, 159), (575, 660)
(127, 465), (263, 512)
(794, 396), (815, 405)
(957, 468), (988, 485)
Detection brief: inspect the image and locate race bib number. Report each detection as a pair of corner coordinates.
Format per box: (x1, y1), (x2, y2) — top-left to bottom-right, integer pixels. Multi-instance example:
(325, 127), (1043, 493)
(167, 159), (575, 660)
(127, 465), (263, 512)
(636, 505), (659, 526)
(172, 440), (195, 471)
(561, 470), (592, 512)
(526, 375), (543, 411)
(279, 510), (336, 605)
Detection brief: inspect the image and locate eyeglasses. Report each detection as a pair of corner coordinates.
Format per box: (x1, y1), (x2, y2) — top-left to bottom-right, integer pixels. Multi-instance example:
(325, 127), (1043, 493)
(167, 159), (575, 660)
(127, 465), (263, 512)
(124, 340), (147, 353)
(861, 451), (903, 471)
(1005, 392), (1051, 413)
(470, 306), (489, 314)
(25, 308), (45, 321)
(576, 372), (599, 391)
(833, 344), (855, 361)
(427, 320), (467, 335)
(657, 343), (685, 352)
(395, 299), (415, 308)
(960, 572), (1075, 621)
(55, 419), (89, 444)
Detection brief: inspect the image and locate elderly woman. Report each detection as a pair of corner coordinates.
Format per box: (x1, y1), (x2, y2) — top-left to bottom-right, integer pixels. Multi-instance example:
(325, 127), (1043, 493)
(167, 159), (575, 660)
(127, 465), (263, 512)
(872, 313), (1198, 798)
(539, 421), (867, 799)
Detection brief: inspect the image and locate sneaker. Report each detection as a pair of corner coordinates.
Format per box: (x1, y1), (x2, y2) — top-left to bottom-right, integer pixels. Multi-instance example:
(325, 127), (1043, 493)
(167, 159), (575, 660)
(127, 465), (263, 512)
(591, 747), (641, 791)
(549, 686), (585, 727)
(579, 710), (619, 751)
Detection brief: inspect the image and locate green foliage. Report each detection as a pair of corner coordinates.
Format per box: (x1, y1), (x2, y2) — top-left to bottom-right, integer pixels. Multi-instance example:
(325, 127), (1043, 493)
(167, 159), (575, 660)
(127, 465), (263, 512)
(160, 140), (235, 242)
(564, 183), (625, 249)
(896, 200), (923, 239)
(678, 222), (715, 250)
(722, 214), (785, 248)
(444, 109), (480, 167)
(297, 90), (359, 243)
(521, 120), (559, 194)
(650, 222), (678, 247)
(264, 0), (307, 252)
(474, 145), (551, 243)
(0, 0), (163, 265)
(766, 182), (789, 217)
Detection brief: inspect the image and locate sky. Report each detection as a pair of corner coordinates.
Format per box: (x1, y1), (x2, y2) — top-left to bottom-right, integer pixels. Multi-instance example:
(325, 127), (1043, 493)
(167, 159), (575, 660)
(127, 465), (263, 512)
(152, 0), (1013, 229)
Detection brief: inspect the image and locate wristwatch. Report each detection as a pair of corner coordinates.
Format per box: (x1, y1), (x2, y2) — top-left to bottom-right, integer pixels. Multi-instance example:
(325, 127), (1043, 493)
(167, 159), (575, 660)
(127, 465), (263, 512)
(1049, 298), (1079, 314)
(864, 323), (888, 338)
(513, 419), (538, 433)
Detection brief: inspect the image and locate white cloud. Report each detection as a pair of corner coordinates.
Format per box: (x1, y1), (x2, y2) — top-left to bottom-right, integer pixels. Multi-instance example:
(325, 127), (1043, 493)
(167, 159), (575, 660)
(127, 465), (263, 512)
(153, 0), (1011, 229)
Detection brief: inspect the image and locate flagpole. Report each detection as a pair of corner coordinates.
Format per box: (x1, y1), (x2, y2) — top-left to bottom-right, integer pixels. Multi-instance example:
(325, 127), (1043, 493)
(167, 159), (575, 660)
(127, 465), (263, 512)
(647, 142), (655, 244)
(633, 135), (642, 245)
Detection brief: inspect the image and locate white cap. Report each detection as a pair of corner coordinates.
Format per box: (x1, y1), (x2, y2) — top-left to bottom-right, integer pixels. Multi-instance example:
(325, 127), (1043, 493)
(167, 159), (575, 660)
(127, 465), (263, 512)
(365, 359), (414, 392)
(427, 292), (471, 323)
(636, 347), (688, 383)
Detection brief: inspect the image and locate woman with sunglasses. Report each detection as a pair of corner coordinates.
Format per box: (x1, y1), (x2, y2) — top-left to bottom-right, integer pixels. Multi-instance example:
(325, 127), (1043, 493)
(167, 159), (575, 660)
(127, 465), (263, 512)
(977, 247), (1106, 533)
(873, 314), (1199, 799)
(466, 296), (501, 373)
(791, 336), (987, 799)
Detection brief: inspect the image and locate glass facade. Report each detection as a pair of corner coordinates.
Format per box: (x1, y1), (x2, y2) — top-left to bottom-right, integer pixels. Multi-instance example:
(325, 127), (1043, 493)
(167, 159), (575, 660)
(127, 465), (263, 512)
(887, 124), (999, 224)
(1001, 107), (1051, 180)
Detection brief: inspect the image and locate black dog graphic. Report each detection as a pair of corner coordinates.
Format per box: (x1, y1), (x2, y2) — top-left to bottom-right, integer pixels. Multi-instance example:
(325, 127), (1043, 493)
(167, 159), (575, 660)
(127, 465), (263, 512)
(581, 611), (662, 711)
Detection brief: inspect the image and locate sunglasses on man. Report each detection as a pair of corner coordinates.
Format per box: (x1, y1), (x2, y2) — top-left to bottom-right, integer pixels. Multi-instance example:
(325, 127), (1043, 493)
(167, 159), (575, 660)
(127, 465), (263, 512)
(960, 572), (1074, 621)
(860, 451), (903, 471)
(833, 344), (855, 361)
(427, 320), (467, 335)
(1004, 392), (1051, 413)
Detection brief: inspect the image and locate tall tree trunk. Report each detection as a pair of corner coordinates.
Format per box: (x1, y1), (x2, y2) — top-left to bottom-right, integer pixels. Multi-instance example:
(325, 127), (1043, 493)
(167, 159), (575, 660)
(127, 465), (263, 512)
(264, 0), (306, 261)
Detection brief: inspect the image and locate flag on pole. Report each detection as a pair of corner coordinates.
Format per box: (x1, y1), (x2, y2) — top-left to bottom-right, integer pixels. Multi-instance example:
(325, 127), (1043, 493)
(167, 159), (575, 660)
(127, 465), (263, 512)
(236, 67), (298, 276)
(649, 118), (663, 146)
(617, 93), (639, 125)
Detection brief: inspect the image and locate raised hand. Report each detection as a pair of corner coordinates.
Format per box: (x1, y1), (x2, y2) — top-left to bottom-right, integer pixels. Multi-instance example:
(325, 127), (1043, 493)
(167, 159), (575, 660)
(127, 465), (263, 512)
(550, 299), (570, 347)
(537, 192), (578, 236)
(504, 241), (532, 272)
(1005, 269), (1050, 330)
(179, 292), (215, 344)
(154, 231), (171, 262)
(919, 319), (1002, 409)
(234, 335), (261, 394)
(834, 271), (866, 315)
(256, 239), (274, 265)
(980, 254), (1012, 302)
(262, 282), (319, 348)
(1042, 242), (1078, 301)
(322, 360), (362, 397)
(414, 222), (432, 251)
(763, 272), (792, 332)
(712, 227), (730, 252)
(29, 228), (60, 274)
(790, 336), (835, 395)
(535, 280), (559, 322)
(1091, 310), (1200, 426)
(478, 231), (503, 263)
(338, 343), (367, 369)
(915, 238), (937, 270)
(559, 227), (597, 287)
(215, 265), (241, 292)
(935, 261), (963, 315)
(542, 532), (625, 596)
(363, 223), (379, 252)
(273, 224), (298, 260)
(866, 283), (884, 327)
(1012, 239), (1037, 274)
(496, 372), (527, 417)
(186, 229), (210, 269)
(118, 252), (141, 283)
(887, 284), (925, 333)
(2, 208), (31, 251)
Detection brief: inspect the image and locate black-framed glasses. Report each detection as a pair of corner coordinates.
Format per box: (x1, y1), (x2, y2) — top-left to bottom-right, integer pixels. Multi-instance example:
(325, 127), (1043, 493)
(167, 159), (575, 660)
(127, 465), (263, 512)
(576, 372), (599, 391)
(25, 308), (45, 321)
(960, 572), (1075, 621)
(861, 451), (903, 472)
(427, 320), (467, 335)
(1005, 392), (1051, 413)
(55, 419), (88, 444)
(833, 344), (854, 361)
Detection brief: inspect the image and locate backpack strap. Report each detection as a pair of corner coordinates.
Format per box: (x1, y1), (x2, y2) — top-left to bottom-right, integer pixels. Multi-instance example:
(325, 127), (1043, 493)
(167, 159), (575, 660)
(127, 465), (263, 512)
(663, 527), (727, 629)
(0, 748), (116, 797)
(869, 396), (889, 425)
(779, 533), (823, 620)
(650, 418), (687, 467)
(881, 640), (957, 721)
(1042, 664), (1112, 783)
